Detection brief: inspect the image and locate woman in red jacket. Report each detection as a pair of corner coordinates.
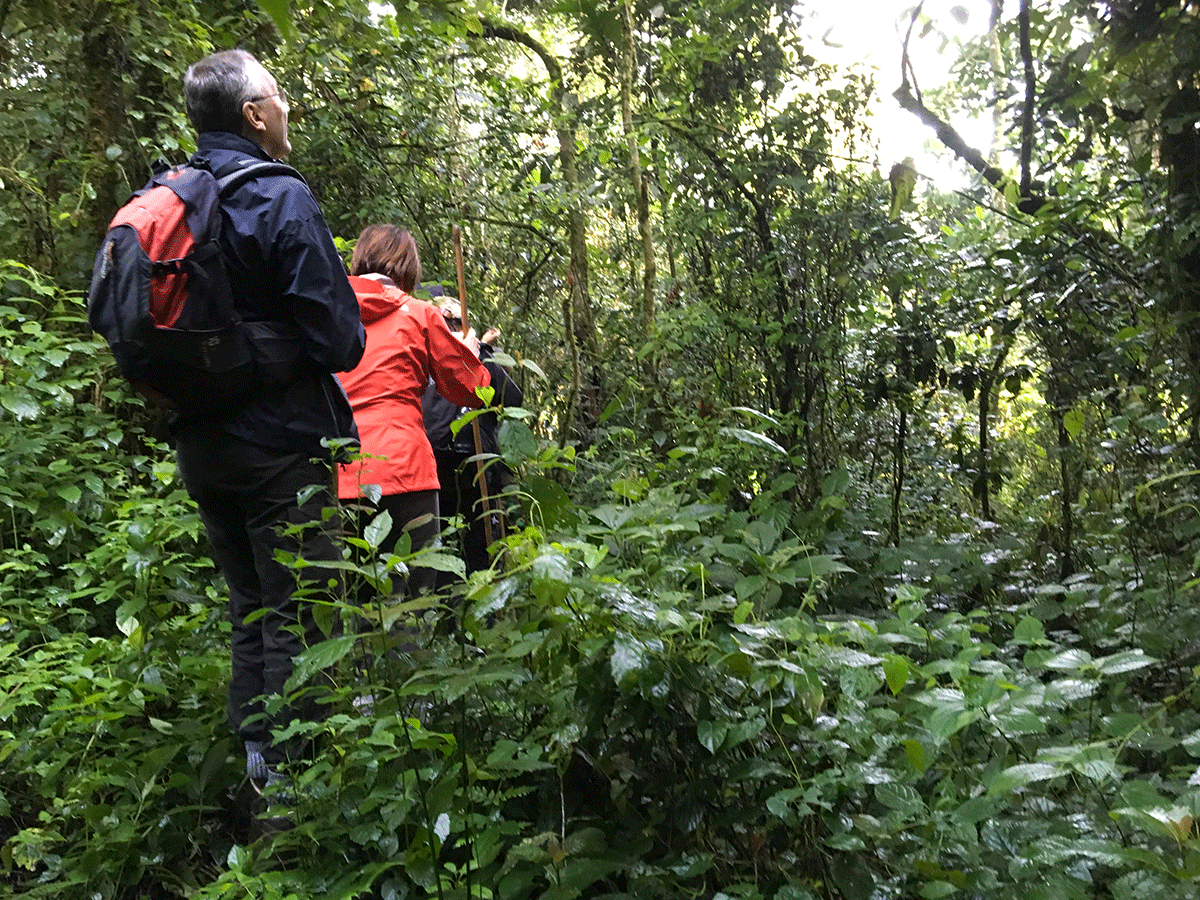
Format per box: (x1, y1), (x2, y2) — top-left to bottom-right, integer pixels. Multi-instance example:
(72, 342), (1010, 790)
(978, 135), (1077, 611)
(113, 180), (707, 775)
(337, 224), (490, 600)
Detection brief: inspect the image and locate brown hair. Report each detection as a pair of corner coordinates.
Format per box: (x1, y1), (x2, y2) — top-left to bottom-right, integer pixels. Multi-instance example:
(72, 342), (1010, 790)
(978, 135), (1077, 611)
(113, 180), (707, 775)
(350, 224), (421, 293)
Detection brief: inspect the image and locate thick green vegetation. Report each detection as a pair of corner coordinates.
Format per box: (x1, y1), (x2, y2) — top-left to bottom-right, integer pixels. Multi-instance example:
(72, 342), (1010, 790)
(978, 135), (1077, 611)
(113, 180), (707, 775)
(4, 0), (1200, 897)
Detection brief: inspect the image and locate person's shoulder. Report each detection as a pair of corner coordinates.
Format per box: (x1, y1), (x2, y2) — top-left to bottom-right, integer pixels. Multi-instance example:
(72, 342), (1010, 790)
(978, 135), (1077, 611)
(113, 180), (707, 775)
(349, 275), (389, 295)
(211, 155), (310, 202)
(253, 163), (307, 186)
(385, 291), (437, 319)
(248, 166), (311, 202)
(403, 295), (440, 315)
(250, 168), (325, 231)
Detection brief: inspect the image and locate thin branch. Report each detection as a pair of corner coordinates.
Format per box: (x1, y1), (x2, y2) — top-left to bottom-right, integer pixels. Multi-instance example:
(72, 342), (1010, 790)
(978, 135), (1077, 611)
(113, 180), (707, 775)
(893, 80), (1048, 214)
(480, 20), (561, 83)
(470, 213), (561, 249)
(899, 2), (925, 105)
(1018, 0), (1035, 195)
(660, 120), (765, 219)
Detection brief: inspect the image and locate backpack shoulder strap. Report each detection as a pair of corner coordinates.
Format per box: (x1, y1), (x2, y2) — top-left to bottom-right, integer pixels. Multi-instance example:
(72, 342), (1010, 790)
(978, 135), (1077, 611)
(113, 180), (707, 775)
(211, 159), (306, 196)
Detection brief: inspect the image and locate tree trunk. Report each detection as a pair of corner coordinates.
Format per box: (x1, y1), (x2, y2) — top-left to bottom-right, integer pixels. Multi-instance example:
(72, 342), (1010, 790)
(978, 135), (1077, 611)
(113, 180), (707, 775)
(1054, 407), (1077, 579)
(480, 20), (604, 437)
(891, 409), (907, 546)
(978, 374), (993, 522)
(621, 0), (656, 350)
(987, 0), (1005, 170)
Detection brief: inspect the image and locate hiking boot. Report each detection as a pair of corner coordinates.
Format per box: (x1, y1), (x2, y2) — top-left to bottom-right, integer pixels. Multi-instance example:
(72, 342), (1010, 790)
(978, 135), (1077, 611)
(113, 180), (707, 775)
(249, 768), (295, 837)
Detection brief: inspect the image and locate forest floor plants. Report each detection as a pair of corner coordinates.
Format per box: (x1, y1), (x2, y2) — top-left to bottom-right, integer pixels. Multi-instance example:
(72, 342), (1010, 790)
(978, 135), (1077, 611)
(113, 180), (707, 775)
(6, 268), (1200, 898)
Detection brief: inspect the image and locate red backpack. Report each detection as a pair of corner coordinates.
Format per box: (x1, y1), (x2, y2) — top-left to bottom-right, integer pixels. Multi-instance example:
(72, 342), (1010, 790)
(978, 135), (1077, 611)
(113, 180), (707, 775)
(88, 158), (303, 412)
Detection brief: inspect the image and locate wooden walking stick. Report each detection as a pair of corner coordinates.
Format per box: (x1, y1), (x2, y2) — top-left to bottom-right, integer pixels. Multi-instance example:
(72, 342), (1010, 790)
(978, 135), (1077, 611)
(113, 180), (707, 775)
(453, 225), (497, 553)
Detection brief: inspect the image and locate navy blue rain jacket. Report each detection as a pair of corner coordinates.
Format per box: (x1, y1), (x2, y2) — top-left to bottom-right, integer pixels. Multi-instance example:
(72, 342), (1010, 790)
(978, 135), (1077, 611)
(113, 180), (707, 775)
(173, 132), (366, 455)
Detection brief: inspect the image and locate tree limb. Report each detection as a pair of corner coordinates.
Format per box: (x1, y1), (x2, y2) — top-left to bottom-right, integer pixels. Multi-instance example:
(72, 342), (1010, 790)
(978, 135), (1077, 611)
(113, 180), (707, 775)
(479, 17), (602, 435)
(1018, 0), (1035, 196)
(893, 80), (1048, 214)
(899, 3), (925, 107)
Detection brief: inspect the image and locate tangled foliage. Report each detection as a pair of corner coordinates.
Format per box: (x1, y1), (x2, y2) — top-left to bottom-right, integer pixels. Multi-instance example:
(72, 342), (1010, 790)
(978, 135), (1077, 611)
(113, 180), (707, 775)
(3, 262), (1200, 899)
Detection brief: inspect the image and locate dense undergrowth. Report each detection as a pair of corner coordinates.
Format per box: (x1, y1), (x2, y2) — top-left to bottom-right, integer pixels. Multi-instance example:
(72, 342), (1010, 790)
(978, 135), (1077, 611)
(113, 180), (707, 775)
(4, 262), (1200, 899)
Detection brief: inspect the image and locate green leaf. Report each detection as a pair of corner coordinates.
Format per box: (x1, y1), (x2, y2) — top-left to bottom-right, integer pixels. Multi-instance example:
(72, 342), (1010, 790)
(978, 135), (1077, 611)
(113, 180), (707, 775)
(793, 553), (853, 580)
(821, 466), (850, 495)
(413, 551), (466, 576)
(611, 633), (647, 687)
(226, 844), (250, 869)
(727, 406), (782, 429)
(611, 477), (645, 501)
(766, 786), (808, 819)
(883, 654), (910, 695)
(989, 761), (1063, 793)
(904, 739), (928, 773)
(524, 474), (580, 531)
(991, 708), (1046, 736)
(434, 813), (450, 842)
(788, 664), (824, 720)
(875, 782), (924, 815)
(364, 510), (393, 549)
(563, 826), (607, 856)
(252, 0), (296, 37)
(928, 706), (980, 741)
(725, 717), (766, 748)
(530, 547), (571, 605)
(717, 426), (788, 456)
(1181, 729), (1200, 757)
(1069, 746), (1118, 782)
(735, 574), (769, 600)
(117, 614), (140, 639)
(0, 386), (40, 420)
(1063, 407), (1085, 438)
(953, 794), (1000, 826)
(553, 856), (622, 893)
(830, 854), (875, 898)
(497, 418), (538, 462)
(448, 407), (486, 439)
(1093, 649), (1155, 675)
(286, 634), (357, 690)
(518, 357), (547, 380)
(1043, 648), (1092, 670)
(920, 881), (958, 899)
(825, 647), (882, 668)
(1048, 677), (1098, 701)
(1003, 177), (1021, 208)
(697, 719), (728, 753)
(597, 392), (623, 424)
(1013, 615), (1044, 643)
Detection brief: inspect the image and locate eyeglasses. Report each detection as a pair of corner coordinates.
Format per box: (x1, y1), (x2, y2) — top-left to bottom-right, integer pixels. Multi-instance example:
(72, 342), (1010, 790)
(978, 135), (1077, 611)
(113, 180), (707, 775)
(248, 87), (288, 105)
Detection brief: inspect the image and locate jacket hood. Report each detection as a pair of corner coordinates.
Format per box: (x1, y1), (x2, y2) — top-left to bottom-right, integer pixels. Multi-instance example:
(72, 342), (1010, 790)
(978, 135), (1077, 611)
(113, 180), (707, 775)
(349, 276), (404, 325)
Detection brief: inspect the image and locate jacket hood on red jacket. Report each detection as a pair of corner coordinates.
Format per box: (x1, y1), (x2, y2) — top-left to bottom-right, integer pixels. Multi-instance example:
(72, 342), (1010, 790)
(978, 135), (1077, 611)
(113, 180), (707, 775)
(349, 275), (403, 325)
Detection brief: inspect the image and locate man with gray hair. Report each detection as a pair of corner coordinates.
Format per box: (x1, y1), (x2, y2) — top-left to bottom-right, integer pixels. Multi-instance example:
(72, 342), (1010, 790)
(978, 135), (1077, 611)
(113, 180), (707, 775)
(172, 49), (364, 826)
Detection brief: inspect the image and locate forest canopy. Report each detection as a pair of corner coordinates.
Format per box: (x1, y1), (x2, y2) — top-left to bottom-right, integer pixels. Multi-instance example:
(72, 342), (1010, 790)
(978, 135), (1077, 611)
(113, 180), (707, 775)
(4, 0), (1200, 898)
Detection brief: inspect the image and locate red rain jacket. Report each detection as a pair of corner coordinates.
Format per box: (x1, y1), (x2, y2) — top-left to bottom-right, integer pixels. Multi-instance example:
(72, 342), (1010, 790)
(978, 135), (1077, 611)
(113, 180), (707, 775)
(337, 276), (490, 499)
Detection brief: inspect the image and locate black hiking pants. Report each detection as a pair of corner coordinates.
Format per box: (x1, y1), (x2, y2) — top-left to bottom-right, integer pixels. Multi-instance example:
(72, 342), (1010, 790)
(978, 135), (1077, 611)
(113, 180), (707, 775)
(177, 433), (344, 768)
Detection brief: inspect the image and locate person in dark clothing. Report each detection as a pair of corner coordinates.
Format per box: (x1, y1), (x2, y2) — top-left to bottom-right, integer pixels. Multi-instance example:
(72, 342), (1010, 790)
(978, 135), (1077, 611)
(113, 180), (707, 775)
(421, 297), (524, 578)
(171, 49), (366, 802)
